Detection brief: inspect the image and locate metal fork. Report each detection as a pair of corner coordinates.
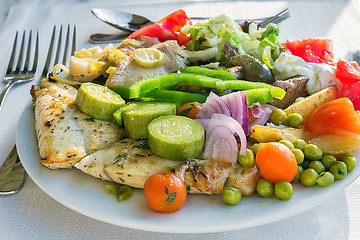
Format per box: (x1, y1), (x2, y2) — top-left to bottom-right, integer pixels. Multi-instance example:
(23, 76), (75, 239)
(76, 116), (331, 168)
(0, 30), (39, 112)
(192, 8), (290, 27)
(0, 25), (76, 195)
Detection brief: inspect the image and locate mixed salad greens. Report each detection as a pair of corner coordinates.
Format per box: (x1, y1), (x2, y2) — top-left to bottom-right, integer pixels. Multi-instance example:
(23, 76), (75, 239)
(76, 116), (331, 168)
(50, 9), (360, 213)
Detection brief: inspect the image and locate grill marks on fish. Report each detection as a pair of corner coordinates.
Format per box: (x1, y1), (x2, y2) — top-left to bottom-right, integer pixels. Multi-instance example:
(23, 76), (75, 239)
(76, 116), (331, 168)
(31, 81), (126, 169)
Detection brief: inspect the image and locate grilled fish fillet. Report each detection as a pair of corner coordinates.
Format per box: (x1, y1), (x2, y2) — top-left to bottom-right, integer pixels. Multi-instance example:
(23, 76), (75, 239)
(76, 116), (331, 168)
(105, 40), (188, 88)
(75, 138), (180, 188)
(76, 138), (259, 195)
(31, 80), (126, 169)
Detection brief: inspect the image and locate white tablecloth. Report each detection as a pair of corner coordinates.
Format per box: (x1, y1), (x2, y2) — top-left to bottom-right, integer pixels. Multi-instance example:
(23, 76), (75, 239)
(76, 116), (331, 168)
(1, 0), (360, 239)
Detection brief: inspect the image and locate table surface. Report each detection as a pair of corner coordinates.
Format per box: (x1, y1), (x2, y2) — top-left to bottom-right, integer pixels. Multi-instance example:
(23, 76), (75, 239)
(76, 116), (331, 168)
(1, 0), (360, 239)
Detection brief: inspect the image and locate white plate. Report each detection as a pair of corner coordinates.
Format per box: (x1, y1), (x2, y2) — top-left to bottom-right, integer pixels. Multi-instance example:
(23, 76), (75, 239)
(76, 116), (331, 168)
(17, 102), (360, 233)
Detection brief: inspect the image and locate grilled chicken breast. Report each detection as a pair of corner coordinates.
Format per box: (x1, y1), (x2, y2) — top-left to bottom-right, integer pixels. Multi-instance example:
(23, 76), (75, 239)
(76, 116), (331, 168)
(31, 80), (126, 169)
(105, 40), (188, 89)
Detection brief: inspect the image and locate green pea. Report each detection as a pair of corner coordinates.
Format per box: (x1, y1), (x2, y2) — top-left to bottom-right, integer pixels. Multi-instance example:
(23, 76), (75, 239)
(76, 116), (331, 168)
(292, 148), (304, 165)
(279, 140), (294, 150)
(256, 179), (274, 197)
(340, 155), (356, 172)
(308, 160), (325, 174)
(286, 113), (304, 128)
(250, 143), (261, 156)
(238, 148), (255, 167)
(304, 144), (323, 160)
(300, 168), (319, 187)
(321, 155), (337, 170)
(222, 186), (242, 205)
(269, 109), (287, 125)
(291, 165), (304, 183)
(292, 139), (307, 151)
(117, 186), (132, 201)
(330, 161), (347, 180)
(105, 184), (118, 195)
(274, 181), (293, 200)
(317, 172), (335, 187)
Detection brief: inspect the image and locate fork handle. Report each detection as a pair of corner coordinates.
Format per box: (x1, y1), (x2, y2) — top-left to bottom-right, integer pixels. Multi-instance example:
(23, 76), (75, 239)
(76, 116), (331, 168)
(0, 81), (14, 112)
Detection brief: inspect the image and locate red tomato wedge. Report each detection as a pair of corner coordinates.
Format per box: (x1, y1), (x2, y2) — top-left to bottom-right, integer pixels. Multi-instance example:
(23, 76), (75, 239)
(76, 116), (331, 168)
(127, 9), (192, 46)
(336, 59), (360, 84)
(285, 38), (334, 65)
(304, 97), (360, 137)
(338, 81), (360, 110)
(127, 24), (176, 42)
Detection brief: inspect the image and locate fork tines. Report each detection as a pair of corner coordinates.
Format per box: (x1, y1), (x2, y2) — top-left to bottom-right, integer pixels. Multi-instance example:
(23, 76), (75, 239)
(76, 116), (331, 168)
(6, 30), (39, 78)
(42, 24), (76, 78)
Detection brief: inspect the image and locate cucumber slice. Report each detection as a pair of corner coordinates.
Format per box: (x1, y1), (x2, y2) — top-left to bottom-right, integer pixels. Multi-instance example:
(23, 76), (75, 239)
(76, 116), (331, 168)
(148, 115), (205, 161)
(122, 102), (176, 140)
(75, 83), (125, 121)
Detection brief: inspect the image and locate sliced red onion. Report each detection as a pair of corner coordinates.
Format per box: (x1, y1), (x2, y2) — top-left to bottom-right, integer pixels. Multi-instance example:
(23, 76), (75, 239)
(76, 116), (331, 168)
(202, 125), (238, 163)
(207, 113), (247, 156)
(221, 91), (249, 135)
(195, 118), (211, 130)
(196, 92), (231, 119)
(249, 104), (273, 130)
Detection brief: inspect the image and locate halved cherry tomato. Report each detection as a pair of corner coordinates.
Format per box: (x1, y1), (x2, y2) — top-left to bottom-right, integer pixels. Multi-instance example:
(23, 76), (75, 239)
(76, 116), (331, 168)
(336, 59), (360, 84)
(143, 172), (187, 213)
(255, 142), (298, 184)
(285, 38), (334, 64)
(177, 102), (201, 119)
(127, 9), (192, 46)
(304, 97), (360, 137)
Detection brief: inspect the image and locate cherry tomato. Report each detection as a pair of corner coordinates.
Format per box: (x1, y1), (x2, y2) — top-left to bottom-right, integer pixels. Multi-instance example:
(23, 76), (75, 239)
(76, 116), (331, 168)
(176, 102), (201, 119)
(285, 38), (334, 64)
(143, 172), (187, 213)
(336, 59), (360, 84)
(304, 97), (360, 137)
(255, 142), (298, 184)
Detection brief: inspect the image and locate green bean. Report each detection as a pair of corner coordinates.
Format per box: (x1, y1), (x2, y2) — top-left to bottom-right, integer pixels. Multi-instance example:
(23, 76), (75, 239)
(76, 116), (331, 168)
(279, 140), (294, 150)
(308, 160), (325, 174)
(321, 155), (337, 170)
(340, 155), (356, 172)
(256, 179), (274, 197)
(292, 148), (304, 165)
(274, 181), (293, 200)
(238, 148), (255, 167)
(117, 186), (132, 201)
(286, 113), (304, 128)
(317, 172), (335, 187)
(292, 139), (307, 151)
(304, 144), (323, 160)
(330, 161), (347, 180)
(300, 168), (319, 187)
(269, 109), (287, 125)
(222, 186), (242, 205)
